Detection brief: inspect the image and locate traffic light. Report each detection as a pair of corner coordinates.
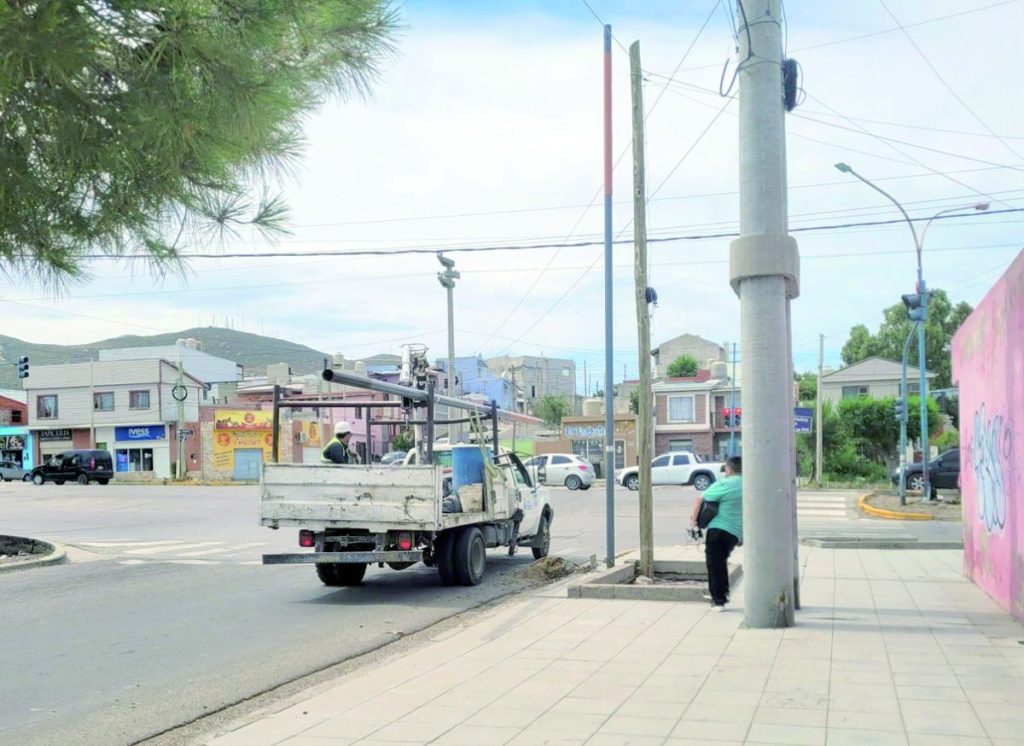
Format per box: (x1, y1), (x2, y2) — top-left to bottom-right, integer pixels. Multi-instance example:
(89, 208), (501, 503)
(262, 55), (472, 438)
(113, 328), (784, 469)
(894, 396), (907, 422)
(17, 356), (28, 379)
(735, 407), (742, 426)
(901, 293), (927, 322)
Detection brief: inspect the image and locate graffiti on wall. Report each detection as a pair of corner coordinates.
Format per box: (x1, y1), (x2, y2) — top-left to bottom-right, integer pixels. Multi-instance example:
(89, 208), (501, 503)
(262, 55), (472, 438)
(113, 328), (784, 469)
(969, 404), (1012, 533)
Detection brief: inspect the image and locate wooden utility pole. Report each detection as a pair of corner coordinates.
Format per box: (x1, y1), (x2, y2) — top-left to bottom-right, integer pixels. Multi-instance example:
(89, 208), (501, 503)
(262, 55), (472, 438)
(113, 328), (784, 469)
(630, 41), (654, 580)
(815, 334), (824, 486)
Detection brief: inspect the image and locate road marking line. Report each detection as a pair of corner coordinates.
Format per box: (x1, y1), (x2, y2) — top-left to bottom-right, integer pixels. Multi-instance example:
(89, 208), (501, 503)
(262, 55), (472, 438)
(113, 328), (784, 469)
(167, 559), (219, 565)
(176, 542), (267, 557)
(124, 541), (222, 555)
(78, 540), (186, 547)
(119, 559), (148, 565)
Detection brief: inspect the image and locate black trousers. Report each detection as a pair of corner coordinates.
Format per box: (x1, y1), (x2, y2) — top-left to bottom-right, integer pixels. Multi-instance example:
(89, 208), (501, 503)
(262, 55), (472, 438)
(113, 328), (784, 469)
(705, 528), (740, 605)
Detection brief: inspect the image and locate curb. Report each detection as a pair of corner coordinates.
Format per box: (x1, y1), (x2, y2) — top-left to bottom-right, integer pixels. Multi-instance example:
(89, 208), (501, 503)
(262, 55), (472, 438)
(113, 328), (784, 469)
(0, 537), (68, 575)
(857, 492), (933, 521)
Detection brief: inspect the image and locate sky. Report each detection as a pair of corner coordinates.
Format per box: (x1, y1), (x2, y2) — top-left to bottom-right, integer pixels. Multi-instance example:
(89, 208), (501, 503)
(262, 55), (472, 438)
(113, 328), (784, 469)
(3, 0), (1022, 394)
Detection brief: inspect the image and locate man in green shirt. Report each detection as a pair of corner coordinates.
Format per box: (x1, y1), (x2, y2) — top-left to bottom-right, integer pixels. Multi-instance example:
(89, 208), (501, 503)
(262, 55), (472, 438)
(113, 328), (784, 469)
(689, 456), (742, 610)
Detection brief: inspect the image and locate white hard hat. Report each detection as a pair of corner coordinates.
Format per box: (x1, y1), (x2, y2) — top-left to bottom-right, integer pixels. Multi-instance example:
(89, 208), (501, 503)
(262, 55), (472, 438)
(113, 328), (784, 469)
(335, 421), (352, 435)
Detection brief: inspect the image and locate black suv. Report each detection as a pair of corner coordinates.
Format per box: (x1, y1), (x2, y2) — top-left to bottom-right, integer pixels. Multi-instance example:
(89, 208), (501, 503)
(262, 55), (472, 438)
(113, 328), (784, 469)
(30, 450), (114, 485)
(891, 448), (959, 497)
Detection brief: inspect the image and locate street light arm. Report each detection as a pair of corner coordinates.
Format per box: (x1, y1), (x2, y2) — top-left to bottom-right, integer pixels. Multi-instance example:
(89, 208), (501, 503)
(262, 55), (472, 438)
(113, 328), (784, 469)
(836, 163), (921, 264)
(919, 203), (990, 250)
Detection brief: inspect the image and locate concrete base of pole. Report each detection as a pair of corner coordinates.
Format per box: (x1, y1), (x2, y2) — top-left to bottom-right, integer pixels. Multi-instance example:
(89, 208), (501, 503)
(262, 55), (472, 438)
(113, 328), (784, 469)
(740, 275), (796, 629)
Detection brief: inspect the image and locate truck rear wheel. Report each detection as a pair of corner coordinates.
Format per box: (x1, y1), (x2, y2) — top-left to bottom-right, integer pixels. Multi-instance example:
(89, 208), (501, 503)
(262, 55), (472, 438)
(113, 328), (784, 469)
(435, 531), (457, 586)
(315, 562), (367, 586)
(454, 527), (486, 586)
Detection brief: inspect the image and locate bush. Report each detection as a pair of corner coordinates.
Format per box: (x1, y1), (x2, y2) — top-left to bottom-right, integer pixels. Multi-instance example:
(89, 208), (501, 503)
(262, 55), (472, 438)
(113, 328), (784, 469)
(933, 428), (959, 452)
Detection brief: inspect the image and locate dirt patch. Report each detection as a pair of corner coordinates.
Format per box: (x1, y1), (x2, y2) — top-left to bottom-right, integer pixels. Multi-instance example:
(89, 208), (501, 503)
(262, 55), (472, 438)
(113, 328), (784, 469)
(633, 573), (704, 587)
(0, 535), (56, 566)
(522, 556), (582, 582)
(867, 491), (963, 521)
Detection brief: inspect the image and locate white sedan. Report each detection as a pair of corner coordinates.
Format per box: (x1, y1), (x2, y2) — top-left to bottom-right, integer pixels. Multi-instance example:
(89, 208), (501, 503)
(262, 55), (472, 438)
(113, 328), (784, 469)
(523, 454), (595, 490)
(617, 451), (724, 491)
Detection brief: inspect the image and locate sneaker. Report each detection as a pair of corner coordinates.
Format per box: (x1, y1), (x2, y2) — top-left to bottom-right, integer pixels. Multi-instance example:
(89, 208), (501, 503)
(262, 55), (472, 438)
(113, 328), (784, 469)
(710, 604), (726, 613)
(704, 593), (729, 603)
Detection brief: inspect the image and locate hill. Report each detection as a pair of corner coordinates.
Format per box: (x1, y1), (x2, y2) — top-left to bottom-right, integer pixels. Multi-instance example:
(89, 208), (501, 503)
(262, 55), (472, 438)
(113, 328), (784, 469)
(0, 327), (331, 389)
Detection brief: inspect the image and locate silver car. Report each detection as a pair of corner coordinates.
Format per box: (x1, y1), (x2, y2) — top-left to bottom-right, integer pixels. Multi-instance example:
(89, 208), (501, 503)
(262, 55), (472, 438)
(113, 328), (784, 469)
(523, 454), (595, 490)
(0, 460), (30, 482)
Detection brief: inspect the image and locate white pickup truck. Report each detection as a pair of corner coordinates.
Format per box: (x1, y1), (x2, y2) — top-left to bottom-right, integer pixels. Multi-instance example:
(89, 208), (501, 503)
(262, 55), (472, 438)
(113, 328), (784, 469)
(260, 450), (553, 587)
(617, 451), (724, 492)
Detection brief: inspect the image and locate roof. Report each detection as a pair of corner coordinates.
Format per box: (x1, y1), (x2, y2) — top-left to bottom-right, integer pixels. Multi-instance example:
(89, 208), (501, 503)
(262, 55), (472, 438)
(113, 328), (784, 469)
(822, 356), (936, 382)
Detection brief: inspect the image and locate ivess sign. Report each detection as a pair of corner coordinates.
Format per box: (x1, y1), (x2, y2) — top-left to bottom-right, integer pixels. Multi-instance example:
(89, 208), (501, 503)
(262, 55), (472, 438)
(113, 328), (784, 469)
(115, 425), (166, 441)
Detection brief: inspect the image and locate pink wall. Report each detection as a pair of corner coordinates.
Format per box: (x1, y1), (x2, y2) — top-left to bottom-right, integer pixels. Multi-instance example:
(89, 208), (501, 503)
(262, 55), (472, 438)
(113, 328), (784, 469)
(952, 250), (1024, 622)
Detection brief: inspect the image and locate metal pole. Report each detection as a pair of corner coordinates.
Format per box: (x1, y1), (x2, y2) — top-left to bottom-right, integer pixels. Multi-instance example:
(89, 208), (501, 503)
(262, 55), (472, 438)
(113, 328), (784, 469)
(917, 281), (930, 501)
(731, 0), (797, 628)
(630, 40), (654, 580)
(729, 343), (737, 456)
(426, 381), (435, 465)
(899, 324), (915, 505)
(446, 281), (456, 442)
(815, 334), (823, 486)
(271, 384), (281, 464)
(602, 23), (615, 568)
(787, 302), (799, 610)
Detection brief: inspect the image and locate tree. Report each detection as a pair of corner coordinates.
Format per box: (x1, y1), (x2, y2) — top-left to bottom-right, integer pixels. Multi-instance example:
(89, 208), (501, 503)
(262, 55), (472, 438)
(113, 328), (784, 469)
(666, 354), (699, 378)
(392, 430), (414, 452)
(0, 1), (396, 285)
(795, 371), (817, 403)
(535, 395), (571, 428)
(629, 389), (640, 415)
(840, 290), (972, 389)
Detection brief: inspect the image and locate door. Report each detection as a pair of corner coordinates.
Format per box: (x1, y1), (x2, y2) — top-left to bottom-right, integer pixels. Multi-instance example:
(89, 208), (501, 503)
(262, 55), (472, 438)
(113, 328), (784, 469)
(233, 449), (264, 481)
(934, 450), (959, 489)
(548, 455), (572, 484)
(669, 453), (692, 484)
(650, 455), (672, 485)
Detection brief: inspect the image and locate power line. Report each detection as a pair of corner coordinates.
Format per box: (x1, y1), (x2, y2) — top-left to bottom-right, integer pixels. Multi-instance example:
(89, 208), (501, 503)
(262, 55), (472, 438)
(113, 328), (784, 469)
(73, 207), (1024, 260)
(877, 0), (1024, 163)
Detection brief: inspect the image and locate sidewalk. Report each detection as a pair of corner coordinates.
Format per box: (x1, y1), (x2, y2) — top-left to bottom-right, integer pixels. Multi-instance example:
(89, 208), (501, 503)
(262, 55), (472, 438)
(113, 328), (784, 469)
(210, 546), (1024, 746)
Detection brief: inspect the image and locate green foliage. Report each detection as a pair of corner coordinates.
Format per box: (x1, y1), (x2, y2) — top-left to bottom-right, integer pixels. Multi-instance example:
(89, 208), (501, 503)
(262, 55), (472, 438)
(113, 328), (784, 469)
(0, 1), (397, 286)
(795, 371), (817, 403)
(629, 389), (640, 415)
(840, 289), (973, 389)
(666, 354), (699, 378)
(933, 428), (960, 452)
(535, 395), (571, 428)
(391, 430), (414, 452)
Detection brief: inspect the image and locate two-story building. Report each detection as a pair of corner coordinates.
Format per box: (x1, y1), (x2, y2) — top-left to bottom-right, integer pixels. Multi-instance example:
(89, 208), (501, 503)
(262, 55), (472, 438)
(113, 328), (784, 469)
(26, 360), (203, 480)
(0, 392), (32, 468)
(485, 355), (576, 414)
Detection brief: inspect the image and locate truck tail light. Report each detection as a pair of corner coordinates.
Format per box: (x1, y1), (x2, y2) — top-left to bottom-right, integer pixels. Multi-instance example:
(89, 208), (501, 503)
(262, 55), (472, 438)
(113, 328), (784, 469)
(299, 530), (315, 548)
(397, 532), (413, 551)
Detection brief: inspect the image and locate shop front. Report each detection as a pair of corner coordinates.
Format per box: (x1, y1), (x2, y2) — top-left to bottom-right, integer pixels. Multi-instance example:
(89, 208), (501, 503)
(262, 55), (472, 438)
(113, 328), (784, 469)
(212, 409), (274, 481)
(100, 424), (172, 479)
(37, 428), (75, 462)
(0, 428), (34, 470)
(535, 415), (638, 479)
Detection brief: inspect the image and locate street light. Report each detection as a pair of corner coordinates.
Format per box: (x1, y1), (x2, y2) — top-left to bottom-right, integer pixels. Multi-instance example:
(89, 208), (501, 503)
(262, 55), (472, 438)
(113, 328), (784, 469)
(834, 163), (989, 502)
(437, 253), (460, 442)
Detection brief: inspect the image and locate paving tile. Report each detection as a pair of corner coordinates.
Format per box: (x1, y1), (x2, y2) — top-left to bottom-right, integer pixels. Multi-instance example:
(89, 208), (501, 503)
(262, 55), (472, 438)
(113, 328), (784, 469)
(826, 728), (908, 745)
(760, 690), (828, 710)
(548, 697), (623, 715)
(906, 736), (994, 745)
(465, 704), (551, 729)
(303, 715), (397, 740)
(828, 681), (897, 700)
(670, 719), (750, 741)
(895, 684), (968, 702)
(430, 724), (520, 745)
(753, 707), (827, 728)
(901, 710), (987, 737)
(529, 711), (607, 736)
(615, 696), (688, 719)
(745, 723), (826, 745)
(597, 715), (678, 737)
(979, 717), (1024, 740)
(681, 702), (755, 725)
(827, 710), (904, 732)
(278, 737), (356, 746)
(827, 694), (900, 714)
(893, 672), (960, 688)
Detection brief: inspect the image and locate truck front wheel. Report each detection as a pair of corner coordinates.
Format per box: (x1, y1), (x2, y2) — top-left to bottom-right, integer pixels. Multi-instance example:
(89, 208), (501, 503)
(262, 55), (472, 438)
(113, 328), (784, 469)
(454, 527), (486, 586)
(316, 562), (367, 587)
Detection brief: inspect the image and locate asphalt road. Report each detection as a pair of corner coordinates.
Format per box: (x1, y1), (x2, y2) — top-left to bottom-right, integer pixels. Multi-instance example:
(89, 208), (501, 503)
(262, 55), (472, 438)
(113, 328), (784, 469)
(0, 480), (957, 744)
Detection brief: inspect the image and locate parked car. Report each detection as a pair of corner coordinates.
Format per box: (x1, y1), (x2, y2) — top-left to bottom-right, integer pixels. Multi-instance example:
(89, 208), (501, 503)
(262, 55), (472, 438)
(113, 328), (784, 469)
(890, 448), (960, 497)
(0, 460), (29, 482)
(617, 451), (724, 492)
(380, 450), (407, 466)
(522, 454), (595, 490)
(29, 450), (114, 485)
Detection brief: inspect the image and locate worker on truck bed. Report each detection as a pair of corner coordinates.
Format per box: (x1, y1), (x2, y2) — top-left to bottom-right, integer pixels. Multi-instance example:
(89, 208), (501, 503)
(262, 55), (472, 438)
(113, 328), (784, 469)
(322, 421), (355, 464)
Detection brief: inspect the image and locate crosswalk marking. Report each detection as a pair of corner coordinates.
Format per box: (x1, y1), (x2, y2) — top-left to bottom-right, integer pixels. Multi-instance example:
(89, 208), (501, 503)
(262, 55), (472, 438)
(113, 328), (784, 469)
(124, 541), (223, 555)
(78, 540), (185, 548)
(175, 542), (266, 557)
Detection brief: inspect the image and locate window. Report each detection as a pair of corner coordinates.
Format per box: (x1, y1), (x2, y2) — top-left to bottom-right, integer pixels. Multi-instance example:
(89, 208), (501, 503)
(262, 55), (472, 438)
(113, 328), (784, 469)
(551, 455), (571, 465)
(907, 382), (921, 394)
(11, 410), (22, 424)
(94, 392), (114, 411)
(651, 455), (670, 468)
(129, 390), (150, 410)
(667, 395), (695, 423)
(841, 385), (869, 400)
(116, 447), (154, 472)
(672, 454), (692, 466)
(669, 439), (693, 452)
(354, 406), (363, 421)
(37, 395), (58, 419)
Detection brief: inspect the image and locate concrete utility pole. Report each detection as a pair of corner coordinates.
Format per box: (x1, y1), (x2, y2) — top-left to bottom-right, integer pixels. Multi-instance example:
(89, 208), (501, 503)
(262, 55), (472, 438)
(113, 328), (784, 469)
(630, 40), (654, 580)
(602, 23), (616, 568)
(730, 0), (798, 628)
(437, 253), (460, 443)
(728, 343), (737, 456)
(176, 349), (186, 481)
(815, 334), (824, 486)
